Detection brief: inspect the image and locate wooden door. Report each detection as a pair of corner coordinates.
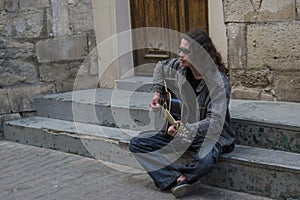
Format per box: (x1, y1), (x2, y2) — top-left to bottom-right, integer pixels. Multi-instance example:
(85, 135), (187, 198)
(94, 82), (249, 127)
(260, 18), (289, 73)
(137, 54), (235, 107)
(130, 0), (208, 75)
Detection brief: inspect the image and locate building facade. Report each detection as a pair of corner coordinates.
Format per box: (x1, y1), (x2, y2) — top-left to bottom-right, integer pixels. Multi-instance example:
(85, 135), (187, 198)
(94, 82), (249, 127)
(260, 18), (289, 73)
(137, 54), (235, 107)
(0, 0), (299, 135)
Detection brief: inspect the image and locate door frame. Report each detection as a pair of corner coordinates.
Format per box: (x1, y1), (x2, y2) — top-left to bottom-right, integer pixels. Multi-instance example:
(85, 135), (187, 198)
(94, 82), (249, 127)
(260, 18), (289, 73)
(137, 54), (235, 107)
(129, 0), (210, 76)
(92, 0), (227, 84)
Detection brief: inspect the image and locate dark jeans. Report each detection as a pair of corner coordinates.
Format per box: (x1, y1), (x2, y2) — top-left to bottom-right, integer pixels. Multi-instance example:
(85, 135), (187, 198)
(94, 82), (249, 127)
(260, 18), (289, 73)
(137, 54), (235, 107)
(129, 130), (221, 190)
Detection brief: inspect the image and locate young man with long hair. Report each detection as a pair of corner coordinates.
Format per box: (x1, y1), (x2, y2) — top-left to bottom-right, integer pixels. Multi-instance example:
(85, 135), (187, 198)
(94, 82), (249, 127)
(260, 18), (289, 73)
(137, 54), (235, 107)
(129, 29), (235, 198)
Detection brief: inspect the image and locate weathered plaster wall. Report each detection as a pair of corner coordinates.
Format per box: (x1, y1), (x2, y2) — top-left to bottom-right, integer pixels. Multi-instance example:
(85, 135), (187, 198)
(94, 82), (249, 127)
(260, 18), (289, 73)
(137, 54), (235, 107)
(224, 0), (300, 102)
(0, 0), (97, 137)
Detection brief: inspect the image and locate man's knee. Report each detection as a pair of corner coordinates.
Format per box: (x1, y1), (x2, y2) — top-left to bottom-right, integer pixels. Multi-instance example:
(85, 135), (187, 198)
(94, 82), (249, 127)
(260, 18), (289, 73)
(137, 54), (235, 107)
(129, 136), (140, 153)
(196, 149), (219, 171)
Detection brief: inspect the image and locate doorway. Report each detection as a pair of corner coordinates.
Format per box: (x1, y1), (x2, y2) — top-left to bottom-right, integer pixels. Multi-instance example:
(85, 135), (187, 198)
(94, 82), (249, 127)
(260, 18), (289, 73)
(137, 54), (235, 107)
(130, 0), (208, 75)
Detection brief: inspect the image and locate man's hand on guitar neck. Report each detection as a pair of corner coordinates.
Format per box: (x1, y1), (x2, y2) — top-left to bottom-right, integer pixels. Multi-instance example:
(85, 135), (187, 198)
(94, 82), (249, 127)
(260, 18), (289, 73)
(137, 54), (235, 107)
(149, 92), (161, 112)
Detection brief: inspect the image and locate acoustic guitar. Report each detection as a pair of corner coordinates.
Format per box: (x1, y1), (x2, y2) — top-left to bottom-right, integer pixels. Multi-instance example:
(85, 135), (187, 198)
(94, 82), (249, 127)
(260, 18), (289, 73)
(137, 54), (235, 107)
(159, 80), (194, 143)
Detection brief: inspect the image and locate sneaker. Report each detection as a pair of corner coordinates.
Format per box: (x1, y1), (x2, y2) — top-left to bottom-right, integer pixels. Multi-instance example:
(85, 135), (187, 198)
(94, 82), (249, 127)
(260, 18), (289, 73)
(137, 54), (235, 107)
(171, 179), (198, 198)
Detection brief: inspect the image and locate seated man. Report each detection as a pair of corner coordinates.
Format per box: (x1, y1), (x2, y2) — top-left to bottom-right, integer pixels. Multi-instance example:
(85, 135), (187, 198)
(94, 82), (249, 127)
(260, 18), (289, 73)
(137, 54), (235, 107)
(129, 29), (235, 198)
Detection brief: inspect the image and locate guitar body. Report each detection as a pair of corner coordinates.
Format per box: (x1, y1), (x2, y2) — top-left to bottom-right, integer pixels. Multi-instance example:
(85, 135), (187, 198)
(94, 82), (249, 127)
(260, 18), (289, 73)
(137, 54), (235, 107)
(169, 98), (181, 121)
(159, 82), (195, 143)
(160, 80), (182, 133)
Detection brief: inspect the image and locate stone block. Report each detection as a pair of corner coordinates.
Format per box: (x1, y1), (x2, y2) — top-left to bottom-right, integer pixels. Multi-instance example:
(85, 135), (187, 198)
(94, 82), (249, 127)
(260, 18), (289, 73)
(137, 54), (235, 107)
(260, 92), (275, 101)
(52, 61), (99, 92)
(19, 0), (50, 10)
(86, 33), (99, 75)
(223, 0), (257, 22)
(297, 0), (300, 20)
(0, 113), (21, 135)
(224, 0), (296, 22)
(68, 0), (94, 32)
(230, 69), (272, 88)
(71, 60), (100, 90)
(227, 23), (247, 69)
(68, 0), (78, 4)
(40, 63), (73, 82)
(87, 50), (99, 76)
(0, 38), (34, 61)
(0, 59), (38, 86)
(257, 0), (296, 22)
(0, 0), (18, 12)
(7, 84), (56, 113)
(21, 112), (37, 118)
(251, 0), (263, 11)
(45, 8), (53, 37)
(0, 0), (49, 12)
(0, 89), (10, 114)
(0, 37), (34, 49)
(1, 10), (45, 38)
(73, 75), (99, 90)
(51, 0), (70, 37)
(231, 86), (260, 100)
(36, 35), (88, 63)
(55, 81), (76, 93)
(273, 71), (300, 102)
(87, 32), (97, 52)
(247, 22), (300, 70)
(55, 77), (99, 93)
(69, 61), (83, 79)
(0, 48), (34, 59)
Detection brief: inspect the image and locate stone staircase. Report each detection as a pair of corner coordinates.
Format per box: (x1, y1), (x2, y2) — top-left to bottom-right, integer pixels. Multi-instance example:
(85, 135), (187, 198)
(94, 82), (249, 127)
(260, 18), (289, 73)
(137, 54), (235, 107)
(3, 76), (300, 200)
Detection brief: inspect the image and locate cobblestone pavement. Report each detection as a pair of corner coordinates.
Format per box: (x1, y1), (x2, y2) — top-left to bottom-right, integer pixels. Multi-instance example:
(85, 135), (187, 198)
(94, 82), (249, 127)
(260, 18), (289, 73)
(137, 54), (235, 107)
(0, 140), (272, 200)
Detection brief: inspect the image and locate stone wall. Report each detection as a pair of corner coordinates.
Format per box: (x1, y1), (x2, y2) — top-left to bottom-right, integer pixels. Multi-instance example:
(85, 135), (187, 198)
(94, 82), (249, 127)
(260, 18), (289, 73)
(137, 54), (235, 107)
(0, 0), (97, 137)
(224, 0), (300, 102)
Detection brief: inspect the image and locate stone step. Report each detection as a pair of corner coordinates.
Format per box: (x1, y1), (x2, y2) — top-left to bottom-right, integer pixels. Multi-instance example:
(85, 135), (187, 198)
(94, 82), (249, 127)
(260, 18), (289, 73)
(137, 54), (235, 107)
(35, 88), (300, 153)
(35, 88), (165, 132)
(3, 116), (300, 200)
(4, 116), (140, 168)
(229, 100), (300, 153)
(115, 76), (153, 92)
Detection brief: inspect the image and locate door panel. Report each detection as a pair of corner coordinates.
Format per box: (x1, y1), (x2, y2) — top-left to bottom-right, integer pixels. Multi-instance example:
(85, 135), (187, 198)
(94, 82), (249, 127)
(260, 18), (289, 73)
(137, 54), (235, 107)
(130, 0), (208, 75)
(187, 0), (208, 32)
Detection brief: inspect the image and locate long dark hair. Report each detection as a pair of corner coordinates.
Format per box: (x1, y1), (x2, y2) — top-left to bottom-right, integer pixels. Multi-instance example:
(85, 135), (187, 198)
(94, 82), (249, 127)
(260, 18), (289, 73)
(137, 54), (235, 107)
(182, 29), (229, 76)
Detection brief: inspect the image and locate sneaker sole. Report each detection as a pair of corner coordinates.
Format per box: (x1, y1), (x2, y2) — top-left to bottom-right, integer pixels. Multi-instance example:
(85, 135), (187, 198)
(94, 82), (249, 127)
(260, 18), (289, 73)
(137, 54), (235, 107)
(171, 183), (191, 198)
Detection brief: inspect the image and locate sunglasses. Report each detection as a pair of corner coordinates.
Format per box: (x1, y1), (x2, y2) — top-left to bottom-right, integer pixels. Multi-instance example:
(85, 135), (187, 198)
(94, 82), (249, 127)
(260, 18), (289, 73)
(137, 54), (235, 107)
(178, 47), (191, 54)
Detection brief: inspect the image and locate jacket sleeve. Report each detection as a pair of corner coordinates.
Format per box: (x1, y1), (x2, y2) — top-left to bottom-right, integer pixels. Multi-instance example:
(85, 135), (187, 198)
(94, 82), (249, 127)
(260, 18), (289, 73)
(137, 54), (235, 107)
(152, 58), (181, 93)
